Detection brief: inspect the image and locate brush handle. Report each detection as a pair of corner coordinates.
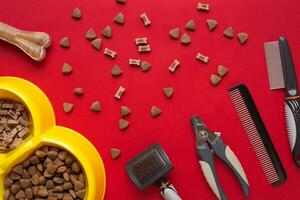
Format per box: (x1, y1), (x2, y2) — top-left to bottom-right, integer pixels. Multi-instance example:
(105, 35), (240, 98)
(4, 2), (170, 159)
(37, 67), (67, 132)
(0, 22), (50, 61)
(285, 97), (300, 167)
(160, 183), (182, 200)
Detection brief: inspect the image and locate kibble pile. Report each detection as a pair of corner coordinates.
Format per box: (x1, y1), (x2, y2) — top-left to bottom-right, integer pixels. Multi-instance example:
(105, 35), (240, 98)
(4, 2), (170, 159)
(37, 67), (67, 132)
(3, 146), (86, 200)
(0, 100), (30, 152)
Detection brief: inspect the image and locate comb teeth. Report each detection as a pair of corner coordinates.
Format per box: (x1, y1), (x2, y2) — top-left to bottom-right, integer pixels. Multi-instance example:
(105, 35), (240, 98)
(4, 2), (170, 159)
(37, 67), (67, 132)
(229, 89), (280, 184)
(284, 100), (298, 151)
(228, 85), (286, 186)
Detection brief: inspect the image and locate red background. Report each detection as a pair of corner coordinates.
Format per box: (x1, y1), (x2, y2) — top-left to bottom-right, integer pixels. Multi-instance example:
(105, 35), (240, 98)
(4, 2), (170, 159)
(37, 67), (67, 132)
(0, 0), (300, 199)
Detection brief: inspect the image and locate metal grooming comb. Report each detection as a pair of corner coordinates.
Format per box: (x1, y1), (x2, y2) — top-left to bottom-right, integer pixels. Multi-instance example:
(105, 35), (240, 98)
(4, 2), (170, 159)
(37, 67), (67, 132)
(126, 143), (182, 200)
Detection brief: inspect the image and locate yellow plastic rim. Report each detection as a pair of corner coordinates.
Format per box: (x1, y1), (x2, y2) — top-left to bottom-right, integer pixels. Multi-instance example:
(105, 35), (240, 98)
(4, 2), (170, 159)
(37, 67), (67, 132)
(0, 76), (106, 200)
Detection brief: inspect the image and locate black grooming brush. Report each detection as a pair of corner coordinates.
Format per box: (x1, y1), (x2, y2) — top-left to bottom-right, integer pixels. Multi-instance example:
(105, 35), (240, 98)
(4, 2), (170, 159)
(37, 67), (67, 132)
(126, 143), (182, 200)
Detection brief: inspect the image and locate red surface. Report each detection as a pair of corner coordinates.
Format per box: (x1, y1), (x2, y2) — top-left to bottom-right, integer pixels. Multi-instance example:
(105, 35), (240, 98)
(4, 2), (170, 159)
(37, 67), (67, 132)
(0, 0), (300, 199)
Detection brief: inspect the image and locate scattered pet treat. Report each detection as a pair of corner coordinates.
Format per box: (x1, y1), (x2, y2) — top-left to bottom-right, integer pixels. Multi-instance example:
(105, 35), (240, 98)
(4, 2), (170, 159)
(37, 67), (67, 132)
(237, 32), (248, 44)
(63, 103), (73, 113)
(217, 65), (229, 77)
(121, 106), (131, 117)
(196, 52), (209, 63)
(91, 38), (102, 50)
(185, 19), (196, 31)
(206, 19), (218, 31)
(59, 37), (70, 48)
(223, 26), (234, 38)
(73, 87), (84, 96)
(0, 100), (30, 152)
(90, 101), (101, 112)
(138, 45), (151, 53)
(151, 106), (161, 117)
(115, 86), (125, 100)
(169, 28), (180, 39)
(111, 148), (121, 159)
(114, 12), (125, 24)
(210, 74), (221, 86)
(86, 28), (97, 40)
(135, 37), (148, 45)
(119, 119), (129, 130)
(116, 0), (126, 4)
(180, 32), (191, 45)
(141, 61), (151, 72)
(169, 59), (180, 72)
(62, 63), (73, 74)
(104, 48), (117, 59)
(101, 26), (112, 38)
(197, 2), (209, 11)
(72, 7), (82, 19)
(129, 58), (141, 66)
(140, 12), (151, 26)
(4, 145), (86, 200)
(112, 64), (123, 76)
(163, 87), (174, 99)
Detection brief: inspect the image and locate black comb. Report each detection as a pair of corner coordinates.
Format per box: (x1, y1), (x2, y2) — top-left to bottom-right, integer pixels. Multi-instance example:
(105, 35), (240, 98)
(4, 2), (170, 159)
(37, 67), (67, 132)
(228, 84), (286, 186)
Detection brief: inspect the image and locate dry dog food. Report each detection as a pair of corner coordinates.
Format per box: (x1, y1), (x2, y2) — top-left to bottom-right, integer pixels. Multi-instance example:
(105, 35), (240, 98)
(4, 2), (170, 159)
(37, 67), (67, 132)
(0, 100), (30, 152)
(169, 28), (180, 39)
(111, 148), (121, 159)
(86, 28), (97, 40)
(206, 19), (218, 31)
(115, 86), (125, 100)
(72, 8), (82, 19)
(169, 59), (180, 72)
(3, 145), (86, 200)
(91, 38), (101, 50)
(119, 119), (129, 130)
(138, 45), (151, 53)
(140, 12), (151, 26)
(63, 103), (73, 113)
(90, 101), (101, 112)
(135, 37), (148, 45)
(197, 2), (209, 11)
(224, 26), (234, 38)
(104, 48), (117, 59)
(196, 52), (209, 63)
(237, 32), (248, 44)
(163, 87), (174, 99)
(112, 64), (123, 76)
(151, 106), (161, 117)
(129, 59), (141, 66)
(210, 74), (222, 86)
(120, 106), (131, 117)
(60, 37), (70, 48)
(62, 63), (73, 75)
(185, 19), (196, 31)
(141, 61), (151, 72)
(217, 65), (229, 77)
(73, 88), (84, 96)
(114, 12), (125, 24)
(116, 0), (126, 4)
(180, 32), (191, 45)
(101, 26), (112, 38)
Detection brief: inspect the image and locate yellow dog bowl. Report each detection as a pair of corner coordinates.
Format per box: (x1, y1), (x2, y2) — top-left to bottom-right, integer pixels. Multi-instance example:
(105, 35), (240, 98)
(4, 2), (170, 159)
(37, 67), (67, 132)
(0, 77), (106, 200)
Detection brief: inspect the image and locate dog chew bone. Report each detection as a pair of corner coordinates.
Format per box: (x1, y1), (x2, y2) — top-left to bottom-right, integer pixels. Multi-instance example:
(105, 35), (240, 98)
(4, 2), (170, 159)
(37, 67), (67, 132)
(169, 59), (180, 72)
(129, 58), (141, 66)
(138, 45), (151, 53)
(115, 86), (126, 99)
(0, 22), (51, 62)
(196, 52), (209, 63)
(197, 2), (209, 11)
(104, 48), (117, 58)
(140, 12), (151, 26)
(135, 37), (148, 45)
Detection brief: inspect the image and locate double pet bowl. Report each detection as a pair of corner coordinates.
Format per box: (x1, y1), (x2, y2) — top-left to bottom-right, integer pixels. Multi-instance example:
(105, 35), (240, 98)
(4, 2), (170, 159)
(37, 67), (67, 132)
(0, 77), (106, 199)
